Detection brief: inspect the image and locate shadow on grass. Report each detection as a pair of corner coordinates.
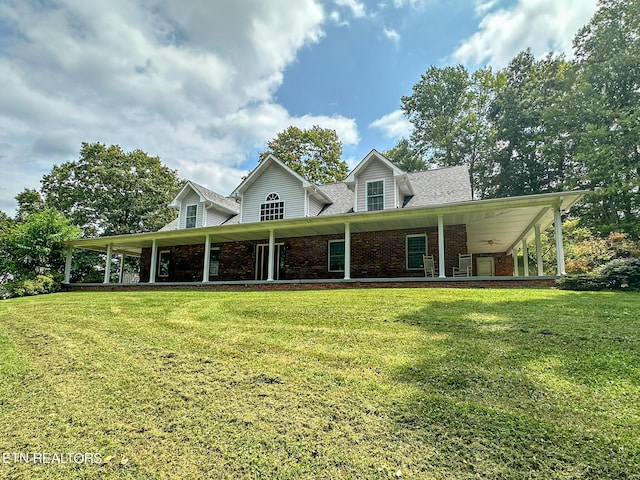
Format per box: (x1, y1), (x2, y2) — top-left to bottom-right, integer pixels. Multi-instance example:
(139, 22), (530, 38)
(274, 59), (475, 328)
(391, 292), (640, 478)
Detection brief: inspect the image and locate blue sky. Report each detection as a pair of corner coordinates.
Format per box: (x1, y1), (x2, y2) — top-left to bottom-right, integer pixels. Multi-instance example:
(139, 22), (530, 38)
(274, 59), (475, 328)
(0, 0), (598, 214)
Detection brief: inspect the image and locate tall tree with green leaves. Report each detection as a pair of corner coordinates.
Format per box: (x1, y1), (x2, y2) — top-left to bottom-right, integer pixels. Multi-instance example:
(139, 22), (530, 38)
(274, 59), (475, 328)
(382, 138), (427, 172)
(14, 188), (45, 221)
(0, 211), (11, 233)
(488, 51), (580, 198)
(401, 66), (503, 198)
(259, 126), (347, 184)
(572, 0), (640, 238)
(41, 143), (183, 236)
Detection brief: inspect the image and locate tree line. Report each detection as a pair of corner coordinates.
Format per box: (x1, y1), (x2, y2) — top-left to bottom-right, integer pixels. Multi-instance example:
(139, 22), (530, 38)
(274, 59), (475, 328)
(388, 0), (640, 239)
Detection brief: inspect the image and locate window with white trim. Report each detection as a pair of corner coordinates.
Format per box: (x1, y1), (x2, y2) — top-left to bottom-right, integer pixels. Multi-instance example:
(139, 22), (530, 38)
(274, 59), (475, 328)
(328, 240), (345, 272)
(185, 204), (197, 228)
(406, 234), (427, 270)
(367, 180), (384, 211)
(260, 193), (284, 221)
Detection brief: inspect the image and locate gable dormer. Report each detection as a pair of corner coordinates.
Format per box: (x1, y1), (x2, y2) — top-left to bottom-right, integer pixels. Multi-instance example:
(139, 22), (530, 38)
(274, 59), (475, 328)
(169, 181), (239, 229)
(345, 150), (414, 212)
(231, 155), (332, 223)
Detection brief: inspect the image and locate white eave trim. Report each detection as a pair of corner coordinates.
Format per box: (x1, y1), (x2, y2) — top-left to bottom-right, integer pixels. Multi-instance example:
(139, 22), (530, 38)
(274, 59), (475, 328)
(345, 149), (405, 183)
(67, 190), (587, 251)
(169, 181), (207, 208)
(231, 154), (313, 197)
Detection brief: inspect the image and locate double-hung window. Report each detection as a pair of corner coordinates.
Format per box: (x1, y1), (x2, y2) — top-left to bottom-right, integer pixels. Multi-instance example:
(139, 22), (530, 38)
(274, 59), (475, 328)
(367, 180), (384, 211)
(260, 193), (284, 221)
(185, 204), (197, 228)
(328, 240), (345, 272)
(406, 234), (427, 270)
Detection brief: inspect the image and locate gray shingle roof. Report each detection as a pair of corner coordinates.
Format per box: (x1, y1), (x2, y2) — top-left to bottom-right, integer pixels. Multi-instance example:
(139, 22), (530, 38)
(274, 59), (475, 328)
(315, 165), (472, 215)
(160, 164), (471, 231)
(316, 183), (353, 215)
(159, 217), (179, 231)
(190, 181), (240, 213)
(404, 166), (472, 208)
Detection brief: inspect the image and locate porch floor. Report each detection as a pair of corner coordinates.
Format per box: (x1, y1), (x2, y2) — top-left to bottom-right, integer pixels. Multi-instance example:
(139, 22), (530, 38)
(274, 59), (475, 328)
(63, 276), (558, 291)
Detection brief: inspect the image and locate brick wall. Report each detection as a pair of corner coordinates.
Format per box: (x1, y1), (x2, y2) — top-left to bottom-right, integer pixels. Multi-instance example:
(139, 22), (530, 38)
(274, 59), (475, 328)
(474, 252), (514, 276)
(139, 225), (513, 282)
(65, 278), (557, 292)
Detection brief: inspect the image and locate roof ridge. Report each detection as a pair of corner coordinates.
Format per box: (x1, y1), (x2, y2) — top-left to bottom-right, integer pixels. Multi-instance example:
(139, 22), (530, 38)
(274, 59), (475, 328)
(186, 180), (239, 212)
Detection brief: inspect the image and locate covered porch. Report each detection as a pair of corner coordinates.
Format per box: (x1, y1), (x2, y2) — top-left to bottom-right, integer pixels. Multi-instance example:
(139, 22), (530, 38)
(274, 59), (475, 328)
(63, 191), (585, 287)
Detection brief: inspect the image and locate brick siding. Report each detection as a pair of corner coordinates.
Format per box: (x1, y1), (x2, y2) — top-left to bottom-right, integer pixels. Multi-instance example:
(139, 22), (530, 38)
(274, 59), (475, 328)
(139, 225), (514, 282)
(65, 278), (556, 292)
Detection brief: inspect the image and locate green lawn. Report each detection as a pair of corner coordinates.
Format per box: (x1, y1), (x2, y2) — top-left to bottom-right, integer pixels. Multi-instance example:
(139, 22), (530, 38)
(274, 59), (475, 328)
(0, 289), (639, 479)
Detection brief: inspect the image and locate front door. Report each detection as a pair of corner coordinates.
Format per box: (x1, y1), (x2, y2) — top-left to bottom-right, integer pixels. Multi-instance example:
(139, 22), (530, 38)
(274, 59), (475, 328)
(477, 256), (495, 276)
(255, 244), (284, 280)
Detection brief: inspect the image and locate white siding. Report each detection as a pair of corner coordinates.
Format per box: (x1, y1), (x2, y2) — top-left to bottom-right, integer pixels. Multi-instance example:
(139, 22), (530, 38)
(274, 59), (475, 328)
(241, 163), (306, 223)
(308, 196), (324, 217)
(355, 158), (395, 212)
(178, 190), (203, 229)
(206, 208), (230, 226)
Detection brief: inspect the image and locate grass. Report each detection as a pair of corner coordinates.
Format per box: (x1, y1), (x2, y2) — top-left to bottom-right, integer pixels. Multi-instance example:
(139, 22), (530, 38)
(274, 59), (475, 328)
(0, 288), (639, 479)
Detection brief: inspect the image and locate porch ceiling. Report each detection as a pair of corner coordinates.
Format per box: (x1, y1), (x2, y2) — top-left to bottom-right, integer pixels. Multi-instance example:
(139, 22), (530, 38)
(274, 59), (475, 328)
(67, 191), (586, 255)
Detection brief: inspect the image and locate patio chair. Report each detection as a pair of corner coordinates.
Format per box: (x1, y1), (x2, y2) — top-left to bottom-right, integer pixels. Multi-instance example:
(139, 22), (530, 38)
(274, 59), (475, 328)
(452, 253), (472, 277)
(423, 254), (436, 277)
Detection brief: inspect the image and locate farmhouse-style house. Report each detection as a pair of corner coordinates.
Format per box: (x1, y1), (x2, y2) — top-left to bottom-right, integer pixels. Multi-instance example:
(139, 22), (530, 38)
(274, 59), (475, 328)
(63, 150), (585, 286)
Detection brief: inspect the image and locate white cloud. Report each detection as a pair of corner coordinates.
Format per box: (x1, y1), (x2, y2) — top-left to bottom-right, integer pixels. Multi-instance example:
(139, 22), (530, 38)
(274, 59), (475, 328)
(334, 0), (366, 18)
(0, 0), (361, 212)
(392, 0), (426, 8)
(329, 10), (349, 26)
(453, 0), (599, 68)
(370, 110), (412, 139)
(383, 27), (401, 45)
(474, 1), (497, 16)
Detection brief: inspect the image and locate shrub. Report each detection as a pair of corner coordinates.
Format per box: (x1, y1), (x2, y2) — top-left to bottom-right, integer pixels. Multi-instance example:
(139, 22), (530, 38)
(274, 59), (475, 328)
(558, 257), (640, 291)
(556, 274), (609, 291)
(598, 257), (640, 290)
(1, 274), (59, 299)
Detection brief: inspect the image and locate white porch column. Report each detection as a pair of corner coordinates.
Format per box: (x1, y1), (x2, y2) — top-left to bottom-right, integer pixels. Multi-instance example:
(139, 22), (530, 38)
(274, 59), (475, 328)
(522, 238), (529, 277)
(554, 206), (565, 275)
(512, 250), (519, 276)
(103, 243), (113, 284)
(64, 247), (73, 284)
(118, 253), (125, 284)
(535, 225), (543, 276)
(267, 229), (275, 282)
(149, 239), (158, 284)
(344, 222), (351, 280)
(203, 234), (211, 283)
(437, 214), (446, 278)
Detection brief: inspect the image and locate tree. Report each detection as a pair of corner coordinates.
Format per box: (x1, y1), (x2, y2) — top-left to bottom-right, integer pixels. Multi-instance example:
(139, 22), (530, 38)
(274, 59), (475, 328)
(572, 0), (640, 238)
(382, 138), (426, 172)
(41, 143), (183, 237)
(15, 188), (45, 221)
(488, 51), (580, 198)
(0, 211), (11, 232)
(0, 208), (80, 279)
(401, 66), (504, 198)
(259, 126), (347, 184)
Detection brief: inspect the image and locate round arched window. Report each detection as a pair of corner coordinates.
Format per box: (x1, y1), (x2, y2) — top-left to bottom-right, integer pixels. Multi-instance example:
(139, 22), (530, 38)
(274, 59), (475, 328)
(265, 193), (280, 202)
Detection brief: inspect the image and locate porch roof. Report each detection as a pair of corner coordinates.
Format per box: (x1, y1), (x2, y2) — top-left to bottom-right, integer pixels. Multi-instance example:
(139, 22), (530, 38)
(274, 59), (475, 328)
(66, 190), (587, 257)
